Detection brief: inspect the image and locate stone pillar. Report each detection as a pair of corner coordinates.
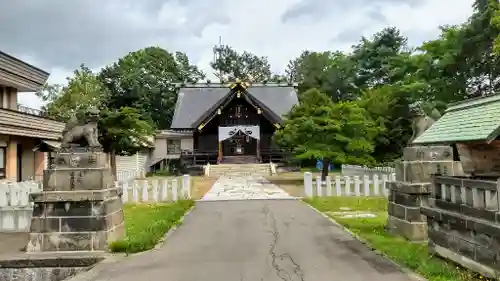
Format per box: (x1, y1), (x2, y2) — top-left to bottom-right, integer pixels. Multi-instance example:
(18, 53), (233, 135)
(5, 138), (17, 182)
(387, 145), (463, 242)
(26, 149), (125, 252)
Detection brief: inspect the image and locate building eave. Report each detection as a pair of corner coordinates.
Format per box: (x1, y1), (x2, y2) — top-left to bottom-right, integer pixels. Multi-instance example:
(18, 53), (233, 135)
(0, 51), (49, 91)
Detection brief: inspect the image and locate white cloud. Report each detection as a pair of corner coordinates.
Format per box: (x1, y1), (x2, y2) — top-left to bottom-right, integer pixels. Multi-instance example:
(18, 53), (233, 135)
(0, 0), (475, 109)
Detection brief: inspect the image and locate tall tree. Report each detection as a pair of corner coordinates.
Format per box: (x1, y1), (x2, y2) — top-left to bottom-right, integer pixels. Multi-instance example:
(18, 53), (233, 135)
(274, 88), (380, 179)
(99, 47), (205, 129)
(286, 51), (358, 101)
(210, 45), (275, 82)
(37, 64), (105, 121)
(493, 0), (500, 55)
(350, 27), (409, 88)
(37, 65), (155, 156)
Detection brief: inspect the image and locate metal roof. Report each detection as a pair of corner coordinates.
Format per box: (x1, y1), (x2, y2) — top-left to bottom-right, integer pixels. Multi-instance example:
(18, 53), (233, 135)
(413, 94), (500, 144)
(170, 85), (299, 129)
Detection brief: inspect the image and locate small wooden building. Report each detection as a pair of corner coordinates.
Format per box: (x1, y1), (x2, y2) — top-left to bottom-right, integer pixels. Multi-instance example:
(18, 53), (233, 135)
(169, 80), (299, 165)
(413, 93), (500, 278)
(413, 94), (500, 177)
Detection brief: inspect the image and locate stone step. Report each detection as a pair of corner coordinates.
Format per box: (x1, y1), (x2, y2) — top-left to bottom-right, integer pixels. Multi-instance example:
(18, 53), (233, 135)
(208, 163), (271, 176)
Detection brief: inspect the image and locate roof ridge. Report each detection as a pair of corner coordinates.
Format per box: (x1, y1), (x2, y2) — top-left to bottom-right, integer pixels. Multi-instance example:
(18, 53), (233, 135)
(174, 82), (298, 89)
(446, 93), (500, 112)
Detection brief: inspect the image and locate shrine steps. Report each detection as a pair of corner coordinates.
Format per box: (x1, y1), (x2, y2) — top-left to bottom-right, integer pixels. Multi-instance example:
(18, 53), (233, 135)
(221, 156), (259, 164)
(207, 163), (273, 177)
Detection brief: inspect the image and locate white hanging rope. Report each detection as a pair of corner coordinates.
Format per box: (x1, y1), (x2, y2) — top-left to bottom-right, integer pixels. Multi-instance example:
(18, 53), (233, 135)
(218, 125), (260, 141)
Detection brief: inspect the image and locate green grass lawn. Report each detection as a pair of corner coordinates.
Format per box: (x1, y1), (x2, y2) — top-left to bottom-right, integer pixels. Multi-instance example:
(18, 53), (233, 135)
(109, 200), (194, 253)
(304, 197), (489, 281)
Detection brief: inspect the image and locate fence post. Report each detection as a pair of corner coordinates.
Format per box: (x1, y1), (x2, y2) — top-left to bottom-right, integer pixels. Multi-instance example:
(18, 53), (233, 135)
(152, 179), (159, 202)
(316, 176), (322, 197)
(304, 172), (313, 197)
(182, 175), (191, 199)
(160, 179), (169, 201)
(363, 175), (371, 196)
(172, 178), (178, 201)
(382, 174), (389, 196)
(354, 176), (361, 196)
(0, 185), (7, 207)
(132, 181), (139, 202)
(344, 176), (351, 196)
(335, 176), (342, 196)
(122, 182), (129, 203)
(141, 180), (149, 202)
(373, 174), (380, 196)
(326, 176), (332, 196)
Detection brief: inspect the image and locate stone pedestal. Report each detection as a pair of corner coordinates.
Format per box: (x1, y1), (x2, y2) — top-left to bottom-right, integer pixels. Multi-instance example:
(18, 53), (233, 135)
(387, 145), (463, 242)
(26, 149), (125, 252)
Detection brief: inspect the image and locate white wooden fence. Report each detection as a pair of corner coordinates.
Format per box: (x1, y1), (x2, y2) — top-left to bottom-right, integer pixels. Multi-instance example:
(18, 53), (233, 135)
(0, 181), (41, 232)
(116, 169), (145, 183)
(304, 172), (396, 197)
(341, 164), (395, 177)
(0, 174), (191, 232)
(121, 175), (191, 203)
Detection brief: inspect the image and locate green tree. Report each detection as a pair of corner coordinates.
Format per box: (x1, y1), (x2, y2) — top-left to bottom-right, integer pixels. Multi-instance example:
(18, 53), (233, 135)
(37, 65), (155, 157)
(37, 64), (105, 121)
(286, 51), (358, 101)
(493, 0), (500, 55)
(211, 45), (275, 82)
(357, 85), (414, 163)
(274, 89), (380, 179)
(351, 27), (409, 88)
(99, 47), (205, 129)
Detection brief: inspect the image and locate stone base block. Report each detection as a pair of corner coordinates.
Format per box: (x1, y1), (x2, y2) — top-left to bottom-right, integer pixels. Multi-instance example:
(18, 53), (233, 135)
(388, 181), (431, 195)
(430, 243), (500, 280)
(388, 202), (426, 222)
(43, 168), (114, 191)
(27, 195), (125, 252)
(387, 215), (427, 242)
(26, 224), (125, 252)
(30, 187), (122, 202)
(403, 146), (453, 162)
(394, 160), (463, 183)
(53, 151), (109, 169)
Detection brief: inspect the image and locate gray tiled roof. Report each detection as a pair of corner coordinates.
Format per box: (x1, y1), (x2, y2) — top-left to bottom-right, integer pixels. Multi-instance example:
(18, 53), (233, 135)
(170, 85), (298, 129)
(249, 86), (299, 119)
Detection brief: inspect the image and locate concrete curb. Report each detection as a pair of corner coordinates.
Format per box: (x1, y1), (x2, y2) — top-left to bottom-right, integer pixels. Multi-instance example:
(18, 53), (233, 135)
(65, 203), (197, 281)
(303, 201), (429, 281)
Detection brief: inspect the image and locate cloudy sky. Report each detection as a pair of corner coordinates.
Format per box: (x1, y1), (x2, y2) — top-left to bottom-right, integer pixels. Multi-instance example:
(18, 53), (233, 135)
(0, 0), (474, 109)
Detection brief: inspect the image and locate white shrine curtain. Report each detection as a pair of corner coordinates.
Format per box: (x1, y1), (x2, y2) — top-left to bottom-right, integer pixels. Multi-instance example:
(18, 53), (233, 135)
(218, 125), (260, 141)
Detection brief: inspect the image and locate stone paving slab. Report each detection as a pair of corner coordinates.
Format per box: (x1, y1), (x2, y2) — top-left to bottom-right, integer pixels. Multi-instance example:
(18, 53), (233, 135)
(201, 174), (295, 201)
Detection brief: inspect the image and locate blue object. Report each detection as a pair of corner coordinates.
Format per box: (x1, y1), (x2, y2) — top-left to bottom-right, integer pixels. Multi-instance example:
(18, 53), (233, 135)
(316, 159), (323, 170)
(316, 159), (334, 171)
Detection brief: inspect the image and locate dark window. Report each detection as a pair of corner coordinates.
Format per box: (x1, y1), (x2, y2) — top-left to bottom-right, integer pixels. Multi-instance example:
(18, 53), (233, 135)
(167, 139), (181, 153)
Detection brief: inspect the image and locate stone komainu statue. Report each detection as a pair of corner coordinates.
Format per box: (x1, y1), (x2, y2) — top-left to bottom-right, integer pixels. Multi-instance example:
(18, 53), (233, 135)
(409, 107), (442, 144)
(60, 108), (101, 148)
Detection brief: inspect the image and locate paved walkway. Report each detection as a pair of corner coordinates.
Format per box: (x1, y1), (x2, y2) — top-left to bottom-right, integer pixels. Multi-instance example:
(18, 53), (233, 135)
(201, 174), (295, 201)
(72, 200), (413, 281)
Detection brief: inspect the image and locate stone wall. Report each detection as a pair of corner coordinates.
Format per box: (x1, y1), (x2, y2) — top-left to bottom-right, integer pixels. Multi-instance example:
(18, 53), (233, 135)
(421, 175), (500, 279)
(387, 145), (464, 241)
(0, 255), (102, 281)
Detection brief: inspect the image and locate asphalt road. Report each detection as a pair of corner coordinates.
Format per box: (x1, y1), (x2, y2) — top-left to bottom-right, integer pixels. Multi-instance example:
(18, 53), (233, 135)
(78, 200), (414, 281)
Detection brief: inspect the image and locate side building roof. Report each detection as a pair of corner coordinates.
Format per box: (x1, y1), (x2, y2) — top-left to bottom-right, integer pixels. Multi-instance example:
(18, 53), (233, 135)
(170, 83), (299, 129)
(413, 93), (500, 144)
